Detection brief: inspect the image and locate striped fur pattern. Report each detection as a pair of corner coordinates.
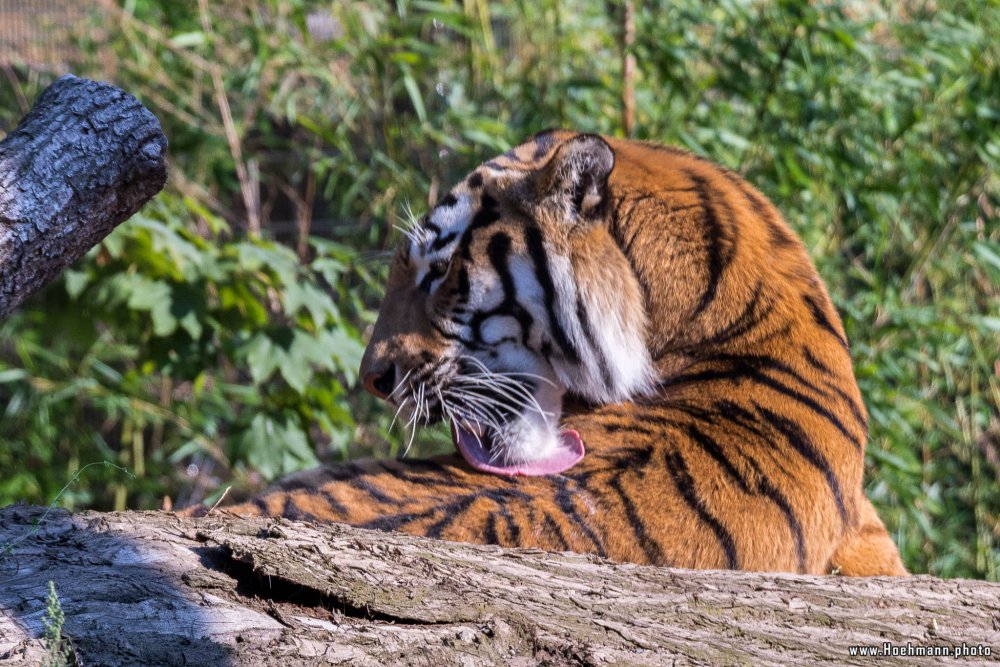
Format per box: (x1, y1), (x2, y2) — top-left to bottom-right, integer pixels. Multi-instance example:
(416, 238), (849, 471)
(220, 131), (907, 575)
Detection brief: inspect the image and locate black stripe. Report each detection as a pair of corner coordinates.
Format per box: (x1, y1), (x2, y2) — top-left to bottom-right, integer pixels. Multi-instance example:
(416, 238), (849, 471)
(612, 192), (656, 252)
(501, 146), (524, 162)
(429, 319), (479, 348)
(696, 279), (776, 349)
(419, 272), (437, 291)
(620, 218), (645, 258)
(467, 172), (483, 189)
(722, 170), (798, 249)
(686, 419), (807, 573)
(664, 450), (739, 569)
(532, 130), (557, 160)
(802, 292), (849, 349)
(252, 496), (271, 515)
(685, 423), (751, 494)
(476, 486), (533, 504)
(802, 347), (835, 376)
(437, 193), (458, 208)
(683, 399), (801, 479)
(754, 369), (862, 449)
(500, 506), (521, 545)
(456, 266), (470, 300)
(486, 232), (513, 282)
(822, 381), (868, 433)
(575, 293), (615, 391)
(601, 444), (656, 475)
(755, 404), (848, 525)
(319, 490), (349, 516)
(550, 475), (606, 557)
(608, 192), (630, 238)
(275, 463), (363, 488)
(600, 422), (657, 437)
(524, 224), (580, 363)
(689, 401), (800, 481)
(348, 476), (403, 505)
(485, 513), (499, 544)
(801, 348), (868, 431)
(457, 193), (501, 260)
(608, 473), (664, 563)
(626, 407), (686, 432)
(426, 496), (478, 538)
(469, 232), (535, 348)
(755, 472), (807, 573)
(281, 495), (318, 522)
(360, 494), (474, 533)
(662, 355), (861, 448)
(431, 231), (458, 251)
(707, 399), (768, 440)
(542, 513), (571, 550)
(375, 462), (471, 490)
(690, 173), (730, 317)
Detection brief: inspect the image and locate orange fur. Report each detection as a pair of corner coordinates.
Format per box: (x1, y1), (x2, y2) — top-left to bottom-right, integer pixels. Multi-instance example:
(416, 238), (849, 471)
(198, 132), (907, 576)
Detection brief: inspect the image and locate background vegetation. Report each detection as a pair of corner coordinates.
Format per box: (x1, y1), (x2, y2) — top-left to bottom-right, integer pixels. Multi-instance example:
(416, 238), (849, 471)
(0, 0), (996, 580)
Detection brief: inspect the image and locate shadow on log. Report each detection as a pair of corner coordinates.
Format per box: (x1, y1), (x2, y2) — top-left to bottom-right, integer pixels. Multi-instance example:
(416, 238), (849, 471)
(1, 506), (998, 665)
(0, 74), (167, 317)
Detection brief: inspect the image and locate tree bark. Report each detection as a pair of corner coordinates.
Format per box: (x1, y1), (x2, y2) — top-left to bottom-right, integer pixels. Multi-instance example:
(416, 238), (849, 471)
(0, 507), (997, 666)
(0, 74), (167, 317)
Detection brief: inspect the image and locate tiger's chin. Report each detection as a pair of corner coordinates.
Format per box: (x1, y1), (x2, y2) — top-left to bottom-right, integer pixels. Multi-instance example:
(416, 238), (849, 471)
(448, 378), (584, 476)
(451, 421), (584, 476)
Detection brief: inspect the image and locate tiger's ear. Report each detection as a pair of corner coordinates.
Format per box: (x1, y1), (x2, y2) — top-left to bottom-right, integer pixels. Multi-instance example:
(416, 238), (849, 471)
(536, 134), (614, 222)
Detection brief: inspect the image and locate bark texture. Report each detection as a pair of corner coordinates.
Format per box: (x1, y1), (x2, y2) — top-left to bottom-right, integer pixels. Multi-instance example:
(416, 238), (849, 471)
(1, 506), (997, 666)
(0, 74), (167, 317)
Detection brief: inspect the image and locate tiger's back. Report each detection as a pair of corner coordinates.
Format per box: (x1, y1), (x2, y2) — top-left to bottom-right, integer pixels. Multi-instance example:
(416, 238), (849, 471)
(218, 131), (906, 576)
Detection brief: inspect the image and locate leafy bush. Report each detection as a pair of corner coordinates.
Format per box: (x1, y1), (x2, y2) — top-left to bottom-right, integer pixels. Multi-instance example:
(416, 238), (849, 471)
(0, 196), (374, 509)
(0, 0), (996, 579)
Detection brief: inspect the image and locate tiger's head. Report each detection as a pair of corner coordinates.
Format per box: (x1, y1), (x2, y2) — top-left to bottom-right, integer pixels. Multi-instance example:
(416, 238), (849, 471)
(359, 131), (655, 475)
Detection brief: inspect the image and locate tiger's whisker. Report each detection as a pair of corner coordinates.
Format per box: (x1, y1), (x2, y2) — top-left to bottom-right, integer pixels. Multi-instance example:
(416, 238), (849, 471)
(450, 375), (553, 419)
(388, 396), (410, 435)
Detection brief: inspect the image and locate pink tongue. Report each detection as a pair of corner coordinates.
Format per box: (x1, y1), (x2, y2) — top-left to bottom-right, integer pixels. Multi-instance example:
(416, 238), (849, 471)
(451, 424), (584, 476)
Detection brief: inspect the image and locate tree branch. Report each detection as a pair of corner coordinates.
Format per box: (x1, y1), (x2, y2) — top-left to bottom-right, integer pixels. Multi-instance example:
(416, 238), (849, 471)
(0, 74), (167, 317)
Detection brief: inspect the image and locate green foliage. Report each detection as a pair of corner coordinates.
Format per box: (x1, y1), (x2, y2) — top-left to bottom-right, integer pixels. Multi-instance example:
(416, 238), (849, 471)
(0, 0), (996, 579)
(0, 198), (373, 509)
(42, 580), (71, 667)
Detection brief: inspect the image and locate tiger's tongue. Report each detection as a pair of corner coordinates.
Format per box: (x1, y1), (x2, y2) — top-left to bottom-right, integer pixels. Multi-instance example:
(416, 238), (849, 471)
(451, 423), (584, 476)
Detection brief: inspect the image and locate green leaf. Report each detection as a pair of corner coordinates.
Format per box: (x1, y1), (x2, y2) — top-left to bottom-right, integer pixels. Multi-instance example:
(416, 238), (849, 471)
(169, 31), (206, 48)
(401, 69), (427, 123)
(0, 369), (29, 383)
(64, 270), (91, 299)
(973, 243), (1000, 273)
(244, 333), (279, 385)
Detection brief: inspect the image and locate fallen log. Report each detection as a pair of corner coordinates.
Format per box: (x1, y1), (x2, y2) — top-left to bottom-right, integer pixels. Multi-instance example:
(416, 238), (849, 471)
(0, 74), (167, 317)
(0, 506), (997, 666)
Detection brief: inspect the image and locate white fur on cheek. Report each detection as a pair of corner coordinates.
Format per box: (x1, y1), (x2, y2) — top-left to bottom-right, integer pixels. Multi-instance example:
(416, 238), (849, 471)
(429, 192), (474, 233)
(545, 251), (654, 403)
(411, 192), (475, 287)
(579, 277), (655, 399)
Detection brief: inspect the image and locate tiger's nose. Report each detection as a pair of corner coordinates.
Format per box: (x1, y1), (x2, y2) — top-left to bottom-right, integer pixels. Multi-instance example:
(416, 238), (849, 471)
(362, 365), (396, 400)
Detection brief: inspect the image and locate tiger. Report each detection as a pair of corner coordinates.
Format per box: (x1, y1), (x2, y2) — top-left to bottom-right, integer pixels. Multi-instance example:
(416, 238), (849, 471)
(204, 130), (907, 576)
